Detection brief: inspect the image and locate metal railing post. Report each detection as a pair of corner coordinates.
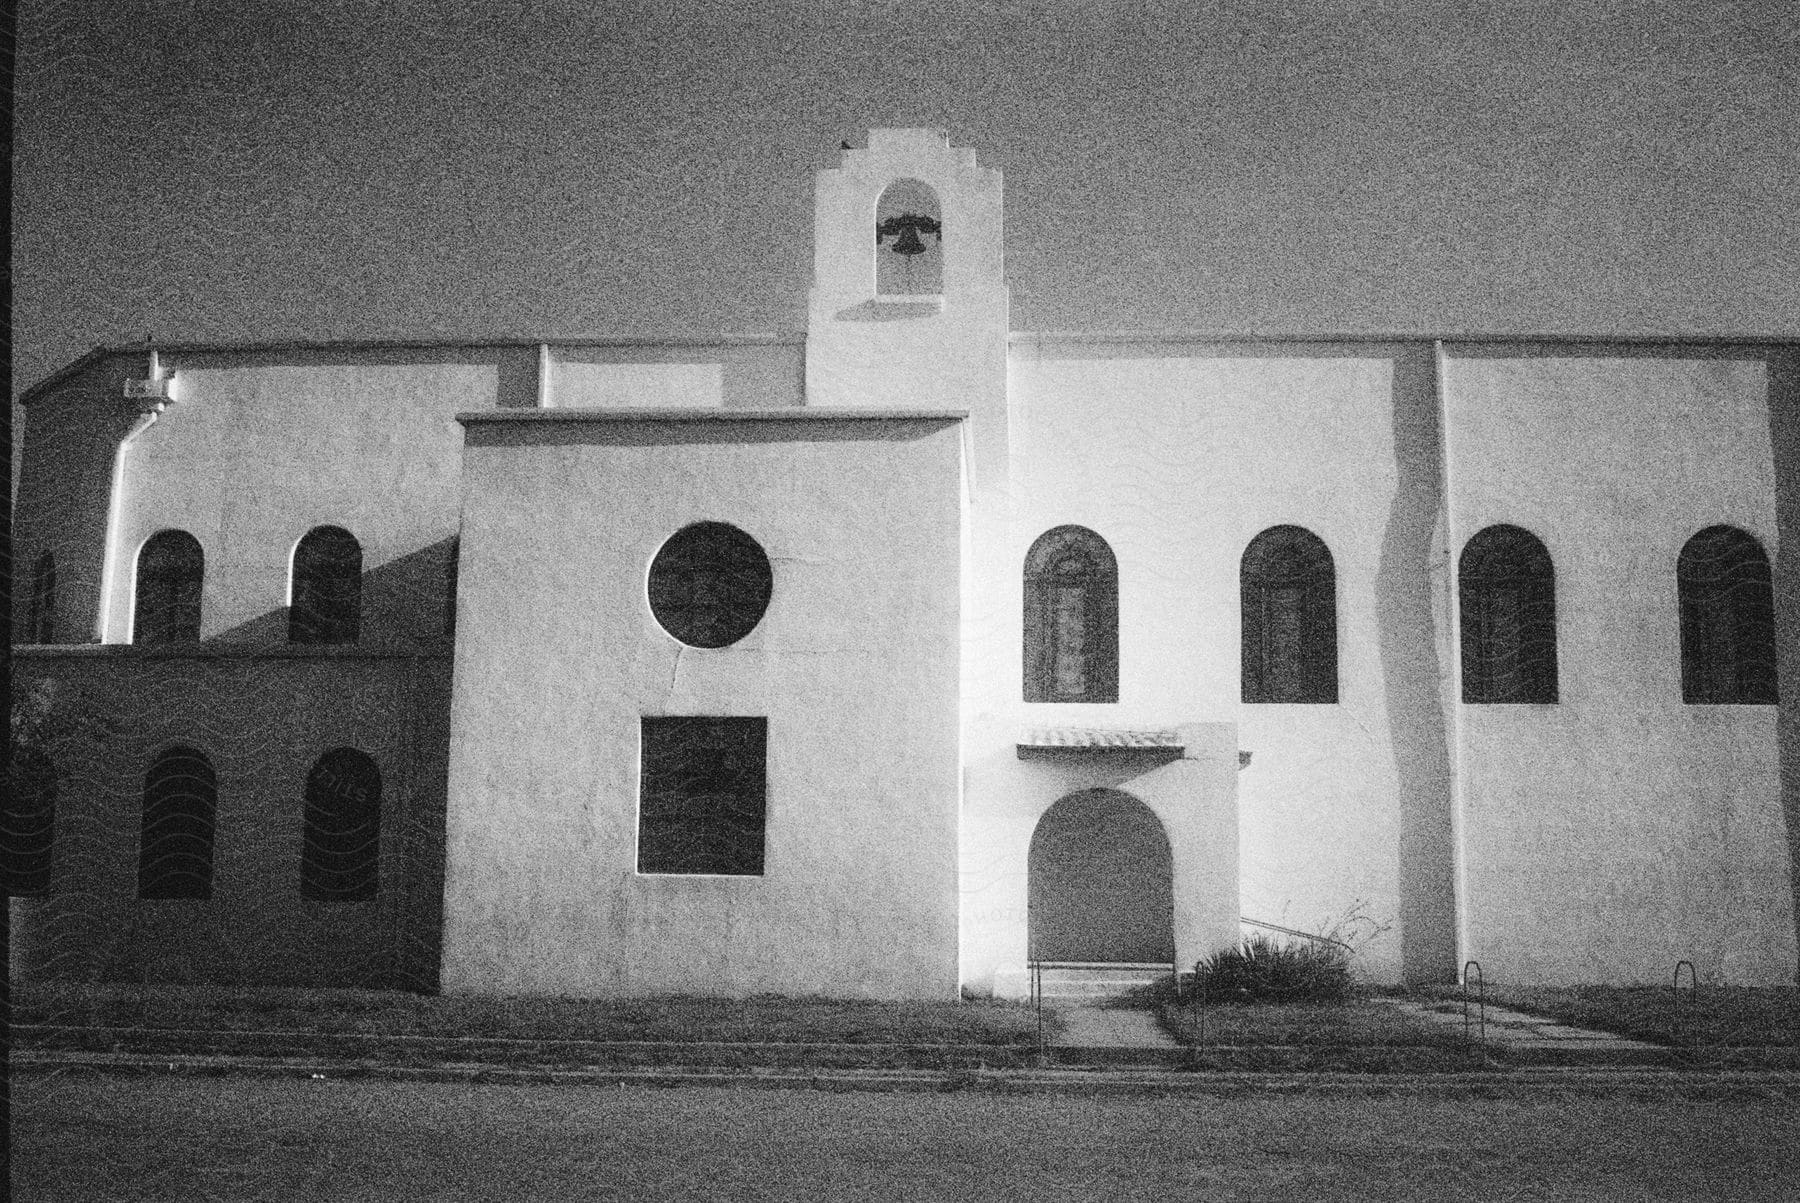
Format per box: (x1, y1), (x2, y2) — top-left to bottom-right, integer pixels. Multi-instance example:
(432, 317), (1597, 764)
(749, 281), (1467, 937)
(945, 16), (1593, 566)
(1192, 964), (1208, 1059)
(1462, 960), (1486, 1058)
(1672, 959), (1696, 1056)
(1031, 960), (1044, 1062)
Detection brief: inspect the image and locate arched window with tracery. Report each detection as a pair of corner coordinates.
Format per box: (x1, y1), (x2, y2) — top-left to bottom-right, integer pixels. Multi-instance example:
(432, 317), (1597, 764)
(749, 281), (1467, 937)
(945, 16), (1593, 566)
(1459, 524), (1558, 704)
(302, 748), (381, 901)
(1241, 526), (1338, 703)
(27, 550), (58, 643)
(139, 745), (216, 900)
(290, 526), (362, 644)
(875, 178), (942, 296)
(134, 530), (203, 645)
(1679, 525), (1778, 704)
(1024, 526), (1118, 703)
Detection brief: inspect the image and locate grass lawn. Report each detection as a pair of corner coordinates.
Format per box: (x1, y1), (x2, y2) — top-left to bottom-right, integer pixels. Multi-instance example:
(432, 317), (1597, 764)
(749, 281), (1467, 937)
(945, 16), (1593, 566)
(1155, 997), (1467, 1048)
(12, 982), (1043, 1046)
(1424, 984), (1799, 1047)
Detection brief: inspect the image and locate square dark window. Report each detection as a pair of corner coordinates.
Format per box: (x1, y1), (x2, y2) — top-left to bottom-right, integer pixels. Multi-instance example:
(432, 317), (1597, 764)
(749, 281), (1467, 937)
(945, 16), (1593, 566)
(638, 717), (767, 876)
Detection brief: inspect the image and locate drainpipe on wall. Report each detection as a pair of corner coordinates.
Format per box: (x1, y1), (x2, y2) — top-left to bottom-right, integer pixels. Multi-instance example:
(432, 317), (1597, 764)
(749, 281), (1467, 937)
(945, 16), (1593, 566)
(95, 351), (171, 643)
(1432, 338), (1470, 970)
(537, 343), (553, 408)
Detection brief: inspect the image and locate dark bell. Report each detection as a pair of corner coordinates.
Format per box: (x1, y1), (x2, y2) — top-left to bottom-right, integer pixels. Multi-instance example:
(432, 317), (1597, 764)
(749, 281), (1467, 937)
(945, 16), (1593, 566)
(891, 225), (926, 256)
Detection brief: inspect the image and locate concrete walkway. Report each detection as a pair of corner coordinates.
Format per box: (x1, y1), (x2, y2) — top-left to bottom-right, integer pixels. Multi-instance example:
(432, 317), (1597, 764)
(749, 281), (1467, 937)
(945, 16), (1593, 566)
(1370, 997), (1663, 1051)
(1050, 1005), (1181, 1049)
(1049, 997), (1665, 1057)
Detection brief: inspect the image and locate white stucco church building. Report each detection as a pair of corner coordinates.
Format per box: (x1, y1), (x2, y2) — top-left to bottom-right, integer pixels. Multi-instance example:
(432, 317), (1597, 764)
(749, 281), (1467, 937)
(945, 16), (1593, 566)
(11, 129), (1798, 996)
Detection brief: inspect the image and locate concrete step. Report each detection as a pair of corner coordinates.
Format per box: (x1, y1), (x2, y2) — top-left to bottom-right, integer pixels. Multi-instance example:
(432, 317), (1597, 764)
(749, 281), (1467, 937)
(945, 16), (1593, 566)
(1037, 982), (1163, 999)
(1032, 964), (1176, 1001)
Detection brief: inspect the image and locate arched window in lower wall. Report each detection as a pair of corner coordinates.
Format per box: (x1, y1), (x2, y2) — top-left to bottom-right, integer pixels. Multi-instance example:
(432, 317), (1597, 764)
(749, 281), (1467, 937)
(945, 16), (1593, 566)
(139, 746), (216, 900)
(1459, 524), (1558, 704)
(1241, 525), (1338, 703)
(4, 749), (57, 895)
(1679, 525), (1778, 704)
(302, 748), (381, 901)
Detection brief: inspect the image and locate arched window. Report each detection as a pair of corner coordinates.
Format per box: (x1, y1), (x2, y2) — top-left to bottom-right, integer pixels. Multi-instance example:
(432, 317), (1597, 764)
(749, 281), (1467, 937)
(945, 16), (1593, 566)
(139, 746), (216, 900)
(1460, 524), (1558, 704)
(134, 530), (203, 645)
(1024, 526), (1118, 703)
(4, 748), (57, 895)
(290, 526), (362, 644)
(1241, 526), (1338, 703)
(1679, 526), (1778, 704)
(875, 178), (942, 296)
(302, 748), (380, 900)
(27, 550), (57, 643)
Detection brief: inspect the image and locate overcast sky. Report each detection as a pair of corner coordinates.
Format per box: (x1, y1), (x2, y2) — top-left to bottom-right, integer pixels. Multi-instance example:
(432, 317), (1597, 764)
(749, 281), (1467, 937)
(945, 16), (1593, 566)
(13, 0), (1800, 396)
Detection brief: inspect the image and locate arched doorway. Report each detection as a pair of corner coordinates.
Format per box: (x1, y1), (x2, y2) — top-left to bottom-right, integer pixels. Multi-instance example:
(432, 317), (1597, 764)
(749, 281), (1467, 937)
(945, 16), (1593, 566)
(1028, 789), (1174, 963)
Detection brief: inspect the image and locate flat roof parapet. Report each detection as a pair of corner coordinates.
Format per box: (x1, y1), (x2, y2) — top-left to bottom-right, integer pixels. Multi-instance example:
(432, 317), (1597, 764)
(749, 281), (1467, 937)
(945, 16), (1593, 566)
(457, 407), (969, 426)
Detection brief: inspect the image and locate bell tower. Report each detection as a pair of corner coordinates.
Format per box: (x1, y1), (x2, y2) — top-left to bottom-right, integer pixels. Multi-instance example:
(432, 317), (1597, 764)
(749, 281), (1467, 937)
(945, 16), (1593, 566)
(806, 128), (1010, 489)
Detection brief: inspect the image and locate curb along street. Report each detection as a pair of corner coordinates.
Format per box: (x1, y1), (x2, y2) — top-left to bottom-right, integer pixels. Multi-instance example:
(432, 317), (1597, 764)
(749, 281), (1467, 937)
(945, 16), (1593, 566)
(15, 1045), (1800, 1098)
(17, 1051), (1800, 1099)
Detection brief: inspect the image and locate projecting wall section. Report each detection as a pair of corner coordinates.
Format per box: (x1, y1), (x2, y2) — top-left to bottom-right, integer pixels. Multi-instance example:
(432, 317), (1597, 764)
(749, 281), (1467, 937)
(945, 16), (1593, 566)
(8, 647), (450, 989)
(960, 344), (1454, 986)
(442, 411), (964, 999)
(1445, 349), (1795, 984)
(1772, 351), (1800, 985)
(12, 355), (158, 645)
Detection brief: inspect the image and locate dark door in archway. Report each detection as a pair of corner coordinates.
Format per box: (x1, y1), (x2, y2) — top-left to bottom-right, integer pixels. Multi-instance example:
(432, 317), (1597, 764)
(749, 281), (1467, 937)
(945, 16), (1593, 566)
(1028, 788), (1175, 963)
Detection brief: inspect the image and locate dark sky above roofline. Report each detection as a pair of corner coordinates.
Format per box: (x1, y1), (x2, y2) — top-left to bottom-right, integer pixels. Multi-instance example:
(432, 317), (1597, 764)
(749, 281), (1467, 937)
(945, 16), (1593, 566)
(14, 0), (1800, 403)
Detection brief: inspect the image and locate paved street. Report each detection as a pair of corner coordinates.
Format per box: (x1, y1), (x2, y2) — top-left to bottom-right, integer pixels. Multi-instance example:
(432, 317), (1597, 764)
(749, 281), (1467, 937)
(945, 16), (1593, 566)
(14, 1073), (1800, 1201)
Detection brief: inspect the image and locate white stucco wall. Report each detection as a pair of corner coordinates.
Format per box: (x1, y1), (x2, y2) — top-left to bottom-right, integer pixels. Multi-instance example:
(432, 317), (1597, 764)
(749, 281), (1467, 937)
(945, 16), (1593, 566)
(960, 345), (1443, 987)
(1444, 351), (1794, 983)
(442, 411), (964, 998)
(548, 343), (804, 411)
(11, 360), (143, 645)
(553, 362), (723, 408)
(105, 362), (484, 646)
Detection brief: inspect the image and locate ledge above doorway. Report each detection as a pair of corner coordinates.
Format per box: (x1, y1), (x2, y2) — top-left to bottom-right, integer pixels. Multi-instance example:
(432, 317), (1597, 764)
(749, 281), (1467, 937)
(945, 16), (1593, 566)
(1015, 726), (1252, 770)
(1016, 727), (1183, 757)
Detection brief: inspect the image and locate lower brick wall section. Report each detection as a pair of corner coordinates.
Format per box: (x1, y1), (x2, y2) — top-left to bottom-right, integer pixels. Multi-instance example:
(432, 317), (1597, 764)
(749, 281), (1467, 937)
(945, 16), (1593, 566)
(9, 647), (451, 989)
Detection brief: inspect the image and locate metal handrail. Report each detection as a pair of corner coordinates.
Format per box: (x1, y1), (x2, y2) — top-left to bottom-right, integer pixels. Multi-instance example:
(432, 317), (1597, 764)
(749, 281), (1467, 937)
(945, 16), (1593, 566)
(1193, 966), (1207, 1057)
(1239, 917), (1357, 954)
(1462, 960), (1486, 1055)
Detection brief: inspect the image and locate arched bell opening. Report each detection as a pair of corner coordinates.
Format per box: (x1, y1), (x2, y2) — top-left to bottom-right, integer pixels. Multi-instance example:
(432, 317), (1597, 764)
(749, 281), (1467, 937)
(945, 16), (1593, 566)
(1027, 788), (1174, 963)
(875, 178), (942, 296)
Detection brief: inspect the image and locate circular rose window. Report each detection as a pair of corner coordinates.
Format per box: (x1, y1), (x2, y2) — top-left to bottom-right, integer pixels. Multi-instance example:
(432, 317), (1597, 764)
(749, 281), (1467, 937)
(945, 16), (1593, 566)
(647, 522), (773, 648)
